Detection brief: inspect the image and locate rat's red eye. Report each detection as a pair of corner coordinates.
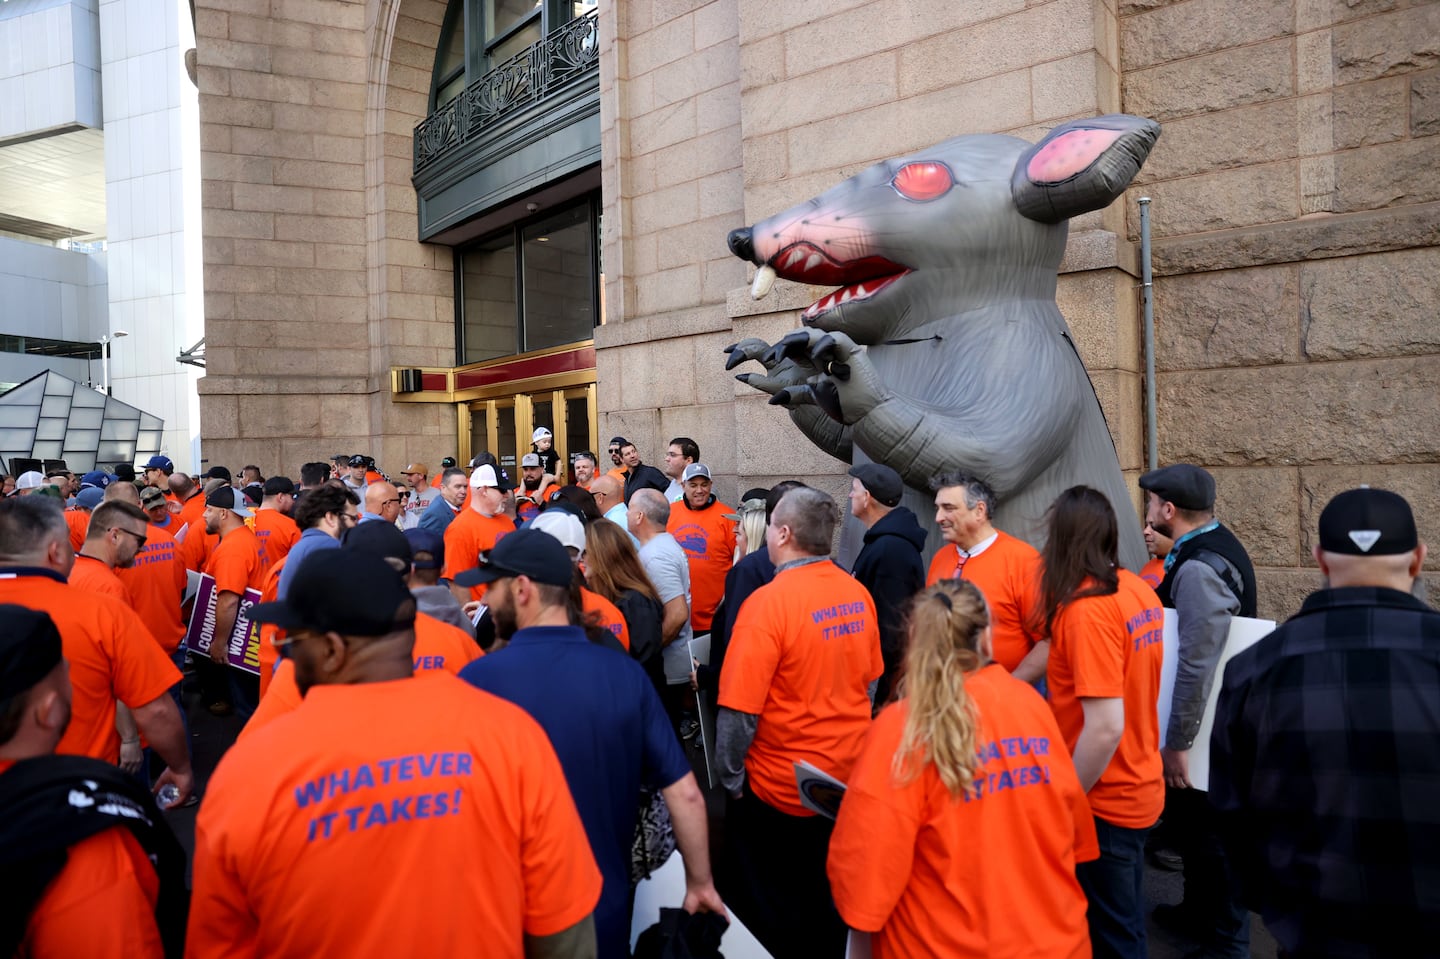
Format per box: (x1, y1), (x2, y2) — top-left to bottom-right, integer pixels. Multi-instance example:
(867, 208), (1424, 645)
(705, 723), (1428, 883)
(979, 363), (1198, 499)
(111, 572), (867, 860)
(890, 162), (953, 201)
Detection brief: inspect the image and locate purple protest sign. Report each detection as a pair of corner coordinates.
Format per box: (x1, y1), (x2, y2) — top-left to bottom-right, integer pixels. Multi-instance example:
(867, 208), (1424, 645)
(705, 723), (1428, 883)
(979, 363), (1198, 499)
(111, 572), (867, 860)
(183, 572), (263, 676)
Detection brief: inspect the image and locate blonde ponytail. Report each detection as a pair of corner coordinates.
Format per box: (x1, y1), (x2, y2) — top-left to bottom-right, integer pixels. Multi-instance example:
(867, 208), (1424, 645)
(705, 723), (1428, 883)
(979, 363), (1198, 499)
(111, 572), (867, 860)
(892, 580), (990, 799)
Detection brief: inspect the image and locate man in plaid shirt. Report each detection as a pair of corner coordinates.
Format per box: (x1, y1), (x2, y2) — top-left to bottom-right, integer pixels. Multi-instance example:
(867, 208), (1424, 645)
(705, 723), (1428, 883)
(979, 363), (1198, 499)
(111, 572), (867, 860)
(1210, 487), (1438, 958)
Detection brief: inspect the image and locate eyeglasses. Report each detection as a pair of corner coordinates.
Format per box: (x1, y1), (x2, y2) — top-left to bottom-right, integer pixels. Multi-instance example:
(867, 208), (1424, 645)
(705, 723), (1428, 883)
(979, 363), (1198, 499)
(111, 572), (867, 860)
(382, 498), (400, 506)
(270, 627), (325, 659)
(333, 510), (360, 527)
(112, 527), (148, 548)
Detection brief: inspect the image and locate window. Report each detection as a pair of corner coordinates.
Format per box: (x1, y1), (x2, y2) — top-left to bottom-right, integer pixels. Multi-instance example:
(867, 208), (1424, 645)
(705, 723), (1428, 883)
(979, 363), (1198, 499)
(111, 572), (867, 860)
(456, 197), (598, 364)
(428, 0), (593, 111)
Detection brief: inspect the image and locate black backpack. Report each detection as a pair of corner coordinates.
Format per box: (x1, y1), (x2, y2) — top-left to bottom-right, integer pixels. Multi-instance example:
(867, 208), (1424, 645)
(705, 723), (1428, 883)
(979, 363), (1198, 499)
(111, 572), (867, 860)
(0, 755), (189, 957)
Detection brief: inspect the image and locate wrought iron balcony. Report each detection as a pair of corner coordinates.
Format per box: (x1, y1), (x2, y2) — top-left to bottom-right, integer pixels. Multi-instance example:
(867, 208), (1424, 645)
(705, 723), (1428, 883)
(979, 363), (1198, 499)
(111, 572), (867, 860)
(414, 10), (600, 174)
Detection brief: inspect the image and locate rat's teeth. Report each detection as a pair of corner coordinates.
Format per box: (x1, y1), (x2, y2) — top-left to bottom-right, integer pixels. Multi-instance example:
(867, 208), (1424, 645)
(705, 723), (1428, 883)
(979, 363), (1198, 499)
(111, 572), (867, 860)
(751, 264), (777, 300)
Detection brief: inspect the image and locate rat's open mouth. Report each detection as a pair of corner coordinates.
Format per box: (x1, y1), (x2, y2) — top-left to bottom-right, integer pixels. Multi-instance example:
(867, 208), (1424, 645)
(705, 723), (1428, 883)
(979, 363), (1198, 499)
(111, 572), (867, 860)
(749, 242), (911, 320)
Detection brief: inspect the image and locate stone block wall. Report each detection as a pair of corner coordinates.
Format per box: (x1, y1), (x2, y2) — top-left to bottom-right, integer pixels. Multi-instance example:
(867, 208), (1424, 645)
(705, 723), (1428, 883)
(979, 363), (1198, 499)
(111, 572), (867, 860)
(595, 0), (749, 502)
(597, 0), (1147, 518)
(1125, 0), (1439, 619)
(196, 0), (455, 478)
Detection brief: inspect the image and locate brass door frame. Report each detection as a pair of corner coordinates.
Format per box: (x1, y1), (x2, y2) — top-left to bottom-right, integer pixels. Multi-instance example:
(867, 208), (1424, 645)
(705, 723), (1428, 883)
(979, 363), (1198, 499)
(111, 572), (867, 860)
(459, 384), (597, 479)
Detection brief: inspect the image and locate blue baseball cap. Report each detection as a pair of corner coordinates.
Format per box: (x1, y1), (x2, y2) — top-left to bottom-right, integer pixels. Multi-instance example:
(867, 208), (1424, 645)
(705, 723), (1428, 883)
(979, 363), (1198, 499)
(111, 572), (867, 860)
(143, 455), (174, 471)
(79, 471), (112, 490)
(75, 487), (105, 510)
(404, 528), (445, 570)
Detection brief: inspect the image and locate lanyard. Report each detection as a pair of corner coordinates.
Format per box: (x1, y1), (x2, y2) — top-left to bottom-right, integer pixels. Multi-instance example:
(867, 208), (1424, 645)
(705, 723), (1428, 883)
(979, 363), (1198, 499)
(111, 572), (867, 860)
(1163, 520), (1220, 573)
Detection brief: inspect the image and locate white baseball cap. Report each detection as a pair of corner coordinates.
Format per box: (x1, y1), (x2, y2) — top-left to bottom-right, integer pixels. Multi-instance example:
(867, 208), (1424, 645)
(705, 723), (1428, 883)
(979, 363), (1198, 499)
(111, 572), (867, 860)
(469, 464), (504, 490)
(14, 471), (45, 491)
(532, 427), (552, 442)
(531, 510), (586, 555)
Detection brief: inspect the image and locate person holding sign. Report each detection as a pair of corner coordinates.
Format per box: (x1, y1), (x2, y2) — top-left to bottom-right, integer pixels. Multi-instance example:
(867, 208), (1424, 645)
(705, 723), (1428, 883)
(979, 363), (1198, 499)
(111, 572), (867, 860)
(1040, 486), (1165, 959)
(1138, 463), (1256, 957)
(1211, 487), (1439, 959)
(202, 486), (266, 721)
(828, 580), (1097, 958)
(188, 551), (602, 959)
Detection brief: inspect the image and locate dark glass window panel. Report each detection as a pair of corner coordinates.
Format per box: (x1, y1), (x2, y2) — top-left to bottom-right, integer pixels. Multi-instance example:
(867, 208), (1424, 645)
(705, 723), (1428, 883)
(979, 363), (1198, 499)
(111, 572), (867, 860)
(521, 204), (593, 353)
(461, 235), (518, 364)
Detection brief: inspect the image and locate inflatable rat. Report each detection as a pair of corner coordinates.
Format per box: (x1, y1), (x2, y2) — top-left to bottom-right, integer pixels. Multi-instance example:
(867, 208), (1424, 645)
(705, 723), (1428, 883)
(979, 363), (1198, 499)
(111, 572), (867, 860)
(725, 114), (1159, 570)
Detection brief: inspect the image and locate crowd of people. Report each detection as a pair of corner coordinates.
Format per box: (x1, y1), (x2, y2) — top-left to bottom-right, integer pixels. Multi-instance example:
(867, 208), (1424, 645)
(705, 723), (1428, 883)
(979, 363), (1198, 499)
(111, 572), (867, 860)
(0, 433), (1435, 959)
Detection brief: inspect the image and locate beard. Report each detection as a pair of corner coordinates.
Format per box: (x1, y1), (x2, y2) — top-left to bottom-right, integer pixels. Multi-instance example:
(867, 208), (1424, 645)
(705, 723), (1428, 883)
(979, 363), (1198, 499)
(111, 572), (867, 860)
(1151, 519), (1174, 539)
(491, 602), (517, 642)
(524, 477), (541, 491)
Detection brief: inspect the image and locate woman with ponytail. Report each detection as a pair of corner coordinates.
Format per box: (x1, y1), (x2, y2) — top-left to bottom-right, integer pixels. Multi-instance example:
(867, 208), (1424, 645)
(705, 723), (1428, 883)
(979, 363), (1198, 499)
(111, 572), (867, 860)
(827, 579), (1098, 958)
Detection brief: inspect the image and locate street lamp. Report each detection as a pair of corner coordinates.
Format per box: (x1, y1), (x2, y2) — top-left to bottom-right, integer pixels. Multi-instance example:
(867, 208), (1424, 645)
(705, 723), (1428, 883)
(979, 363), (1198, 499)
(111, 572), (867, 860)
(101, 330), (129, 396)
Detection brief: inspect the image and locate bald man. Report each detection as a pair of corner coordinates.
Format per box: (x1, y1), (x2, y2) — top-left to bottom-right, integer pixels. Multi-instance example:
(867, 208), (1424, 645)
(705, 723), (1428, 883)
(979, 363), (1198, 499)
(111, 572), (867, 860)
(361, 481), (402, 526)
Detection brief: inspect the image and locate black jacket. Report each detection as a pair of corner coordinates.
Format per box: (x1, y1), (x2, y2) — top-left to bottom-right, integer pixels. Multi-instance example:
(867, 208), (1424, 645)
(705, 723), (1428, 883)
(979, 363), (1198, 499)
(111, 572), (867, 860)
(851, 507), (927, 656)
(624, 464), (669, 502)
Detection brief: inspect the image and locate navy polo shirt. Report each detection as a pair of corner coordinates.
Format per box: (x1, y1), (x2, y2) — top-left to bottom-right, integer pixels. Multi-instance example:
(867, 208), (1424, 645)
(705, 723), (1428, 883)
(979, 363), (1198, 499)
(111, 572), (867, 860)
(459, 625), (689, 959)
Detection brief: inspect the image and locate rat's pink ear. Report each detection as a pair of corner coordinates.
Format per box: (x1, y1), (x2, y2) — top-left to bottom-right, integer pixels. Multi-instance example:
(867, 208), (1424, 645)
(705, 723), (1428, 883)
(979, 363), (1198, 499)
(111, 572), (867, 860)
(1011, 114), (1160, 224)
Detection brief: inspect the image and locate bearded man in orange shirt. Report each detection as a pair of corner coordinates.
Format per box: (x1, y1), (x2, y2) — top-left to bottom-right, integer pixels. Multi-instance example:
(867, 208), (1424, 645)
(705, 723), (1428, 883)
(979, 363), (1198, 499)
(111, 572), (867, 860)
(665, 464), (736, 634)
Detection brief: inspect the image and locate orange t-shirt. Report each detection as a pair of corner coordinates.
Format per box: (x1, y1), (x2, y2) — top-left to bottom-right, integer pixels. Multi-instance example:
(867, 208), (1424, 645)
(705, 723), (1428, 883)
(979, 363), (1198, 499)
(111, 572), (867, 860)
(257, 557), (286, 699)
(68, 555), (130, 604)
(926, 531), (1042, 672)
(65, 510), (91, 553)
(0, 761), (164, 959)
(719, 560), (884, 816)
(252, 509), (301, 569)
(580, 586), (630, 651)
(1139, 557), (1164, 590)
(177, 492), (207, 539)
(442, 508), (514, 601)
(178, 527), (217, 574)
(0, 572), (179, 763)
(828, 667), (1098, 959)
(115, 525), (188, 654)
(1046, 569), (1165, 830)
(241, 613), (483, 740)
(205, 525), (265, 596)
(666, 499), (736, 632)
(188, 674), (601, 958)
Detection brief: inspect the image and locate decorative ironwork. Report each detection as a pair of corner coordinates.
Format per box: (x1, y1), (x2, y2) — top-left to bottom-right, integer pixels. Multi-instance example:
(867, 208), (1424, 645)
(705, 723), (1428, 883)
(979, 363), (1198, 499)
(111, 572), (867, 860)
(414, 10), (600, 172)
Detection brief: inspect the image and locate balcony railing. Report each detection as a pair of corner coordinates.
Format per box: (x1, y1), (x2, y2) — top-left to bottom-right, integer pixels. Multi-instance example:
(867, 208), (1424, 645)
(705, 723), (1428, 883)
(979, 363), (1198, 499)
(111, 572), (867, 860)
(414, 10), (600, 173)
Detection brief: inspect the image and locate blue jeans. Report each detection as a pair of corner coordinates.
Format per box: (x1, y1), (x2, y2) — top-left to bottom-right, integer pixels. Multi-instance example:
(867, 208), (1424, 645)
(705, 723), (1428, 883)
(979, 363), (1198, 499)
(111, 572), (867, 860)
(1077, 816), (1151, 959)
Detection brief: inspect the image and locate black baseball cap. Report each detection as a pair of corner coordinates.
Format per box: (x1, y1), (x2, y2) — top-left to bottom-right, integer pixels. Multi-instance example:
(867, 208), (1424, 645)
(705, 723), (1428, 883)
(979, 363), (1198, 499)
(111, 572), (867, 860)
(348, 455), (370, 467)
(343, 519), (413, 566)
(1318, 487), (1419, 556)
(263, 476), (296, 497)
(0, 605), (63, 701)
(441, 457), (457, 468)
(453, 529), (573, 588)
(204, 465), (232, 482)
(848, 463), (904, 507)
(405, 528), (445, 570)
(250, 551), (416, 636)
(1138, 464), (1216, 511)
(205, 484), (253, 518)
(608, 436), (628, 449)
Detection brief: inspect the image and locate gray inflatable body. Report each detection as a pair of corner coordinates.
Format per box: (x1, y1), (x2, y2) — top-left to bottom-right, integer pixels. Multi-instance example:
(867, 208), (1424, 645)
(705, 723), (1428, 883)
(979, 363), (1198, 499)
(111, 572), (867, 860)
(726, 115), (1159, 570)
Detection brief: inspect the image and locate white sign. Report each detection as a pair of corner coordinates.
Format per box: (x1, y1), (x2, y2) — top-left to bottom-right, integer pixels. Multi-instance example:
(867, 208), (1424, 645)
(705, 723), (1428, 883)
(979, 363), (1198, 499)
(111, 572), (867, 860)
(1156, 611), (1275, 791)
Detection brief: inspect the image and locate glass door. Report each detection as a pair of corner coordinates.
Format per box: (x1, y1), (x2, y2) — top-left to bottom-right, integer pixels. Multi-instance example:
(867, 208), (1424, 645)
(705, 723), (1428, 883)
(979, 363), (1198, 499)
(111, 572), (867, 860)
(467, 384), (595, 485)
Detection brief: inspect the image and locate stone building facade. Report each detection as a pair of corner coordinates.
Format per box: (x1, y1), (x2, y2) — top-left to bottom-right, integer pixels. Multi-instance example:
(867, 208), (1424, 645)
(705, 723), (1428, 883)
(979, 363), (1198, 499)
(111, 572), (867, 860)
(194, 0), (1438, 621)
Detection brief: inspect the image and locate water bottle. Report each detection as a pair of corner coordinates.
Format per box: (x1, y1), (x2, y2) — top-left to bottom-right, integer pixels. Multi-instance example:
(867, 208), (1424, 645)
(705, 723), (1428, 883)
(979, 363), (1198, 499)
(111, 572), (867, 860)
(157, 784), (181, 809)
